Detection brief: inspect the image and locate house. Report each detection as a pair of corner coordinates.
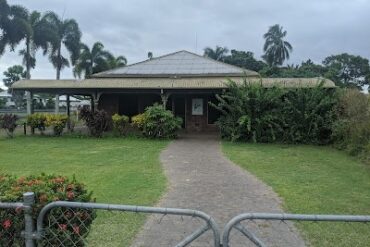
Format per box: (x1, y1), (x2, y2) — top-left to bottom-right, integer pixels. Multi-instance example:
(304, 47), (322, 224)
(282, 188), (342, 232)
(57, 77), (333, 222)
(12, 50), (335, 132)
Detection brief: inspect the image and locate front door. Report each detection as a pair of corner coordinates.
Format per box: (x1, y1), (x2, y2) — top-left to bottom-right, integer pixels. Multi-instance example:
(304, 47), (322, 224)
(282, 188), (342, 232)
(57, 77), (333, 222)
(174, 97), (186, 128)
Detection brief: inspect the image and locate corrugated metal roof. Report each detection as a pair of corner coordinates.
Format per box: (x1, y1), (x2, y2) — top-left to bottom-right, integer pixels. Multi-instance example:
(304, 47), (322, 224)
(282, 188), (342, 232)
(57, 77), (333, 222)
(92, 50), (259, 78)
(12, 77), (336, 90)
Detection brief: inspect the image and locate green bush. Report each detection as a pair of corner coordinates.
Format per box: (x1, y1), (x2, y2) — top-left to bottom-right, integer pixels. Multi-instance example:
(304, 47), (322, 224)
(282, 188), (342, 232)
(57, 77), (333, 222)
(45, 114), (68, 136)
(131, 113), (146, 130)
(79, 106), (111, 138)
(211, 79), (337, 144)
(112, 113), (129, 136)
(27, 113), (47, 134)
(133, 104), (182, 138)
(0, 174), (95, 246)
(0, 114), (18, 138)
(332, 89), (370, 158)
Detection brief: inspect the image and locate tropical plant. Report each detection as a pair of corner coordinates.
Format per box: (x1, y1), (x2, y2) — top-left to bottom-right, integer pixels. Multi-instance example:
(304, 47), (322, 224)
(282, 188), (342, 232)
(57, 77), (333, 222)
(133, 104), (182, 138)
(42, 12), (81, 79)
(79, 106), (111, 137)
(262, 24), (293, 67)
(45, 114), (68, 136)
(203, 46), (229, 61)
(18, 10), (55, 79)
(0, 113), (18, 138)
(112, 113), (129, 136)
(211, 79), (337, 144)
(211, 79), (283, 142)
(0, 173), (95, 246)
(107, 54), (127, 69)
(0, 0), (29, 57)
(27, 113), (46, 134)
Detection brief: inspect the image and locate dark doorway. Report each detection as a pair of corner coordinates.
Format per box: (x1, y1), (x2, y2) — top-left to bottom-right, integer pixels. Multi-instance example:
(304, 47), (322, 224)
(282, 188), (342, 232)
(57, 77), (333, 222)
(208, 95), (221, 124)
(174, 97), (186, 128)
(119, 95), (138, 117)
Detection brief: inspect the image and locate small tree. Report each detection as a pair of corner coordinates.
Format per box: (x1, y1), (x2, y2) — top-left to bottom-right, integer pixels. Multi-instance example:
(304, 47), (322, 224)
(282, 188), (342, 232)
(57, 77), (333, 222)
(79, 106), (111, 137)
(0, 114), (18, 138)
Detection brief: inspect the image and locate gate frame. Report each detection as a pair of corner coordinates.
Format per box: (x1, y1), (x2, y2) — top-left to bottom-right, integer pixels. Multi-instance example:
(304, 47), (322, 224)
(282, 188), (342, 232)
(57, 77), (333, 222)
(222, 213), (370, 247)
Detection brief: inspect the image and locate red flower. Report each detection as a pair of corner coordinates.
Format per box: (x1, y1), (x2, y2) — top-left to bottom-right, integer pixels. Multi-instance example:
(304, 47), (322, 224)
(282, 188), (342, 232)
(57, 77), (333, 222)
(58, 224), (67, 231)
(72, 225), (80, 235)
(2, 219), (12, 229)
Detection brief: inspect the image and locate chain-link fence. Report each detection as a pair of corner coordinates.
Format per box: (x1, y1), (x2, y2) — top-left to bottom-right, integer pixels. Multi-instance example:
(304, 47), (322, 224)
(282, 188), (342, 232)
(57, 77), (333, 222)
(2, 192), (370, 247)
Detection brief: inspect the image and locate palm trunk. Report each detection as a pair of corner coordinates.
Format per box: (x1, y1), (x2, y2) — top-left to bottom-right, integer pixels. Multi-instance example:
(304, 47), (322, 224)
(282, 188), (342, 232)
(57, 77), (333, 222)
(56, 45), (61, 80)
(55, 44), (61, 113)
(26, 38), (31, 80)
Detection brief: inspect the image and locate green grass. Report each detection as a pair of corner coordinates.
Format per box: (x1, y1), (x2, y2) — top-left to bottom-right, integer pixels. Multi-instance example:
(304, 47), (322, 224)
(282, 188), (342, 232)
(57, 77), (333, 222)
(0, 135), (169, 246)
(222, 142), (370, 247)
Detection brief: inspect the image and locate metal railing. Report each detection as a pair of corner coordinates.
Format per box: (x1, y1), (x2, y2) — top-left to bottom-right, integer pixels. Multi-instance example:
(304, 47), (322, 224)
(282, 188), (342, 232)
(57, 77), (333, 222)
(2, 192), (370, 247)
(222, 213), (370, 247)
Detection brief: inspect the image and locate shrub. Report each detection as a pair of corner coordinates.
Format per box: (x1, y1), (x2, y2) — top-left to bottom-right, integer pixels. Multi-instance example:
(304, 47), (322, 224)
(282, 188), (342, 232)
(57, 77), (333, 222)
(131, 113), (146, 130)
(45, 114), (68, 136)
(0, 114), (18, 138)
(211, 79), (337, 144)
(112, 113), (129, 136)
(132, 104), (182, 138)
(0, 174), (95, 246)
(211, 80), (283, 142)
(280, 86), (337, 144)
(79, 106), (111, 137)
(27, 113), (47, 134)
(332, 89), (370, 158)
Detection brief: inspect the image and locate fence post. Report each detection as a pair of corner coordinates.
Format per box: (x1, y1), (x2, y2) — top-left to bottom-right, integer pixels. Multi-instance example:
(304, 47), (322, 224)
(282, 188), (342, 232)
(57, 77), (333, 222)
(23, 192), (35, 247)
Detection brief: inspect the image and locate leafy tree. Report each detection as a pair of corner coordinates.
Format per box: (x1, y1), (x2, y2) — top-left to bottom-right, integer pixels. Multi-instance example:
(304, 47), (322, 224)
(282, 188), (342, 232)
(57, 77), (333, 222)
(3, 65), (26, 89)
(224, 50), (266, 72)
(42, 12), (81, 79)
(323, 53), (370, 89)
(203, 46), (229, 61)
(260, 59), (327, 78)
(0, 0), (30, 57)
(2, 65), (26, 107)
(262, 24), (293, 67)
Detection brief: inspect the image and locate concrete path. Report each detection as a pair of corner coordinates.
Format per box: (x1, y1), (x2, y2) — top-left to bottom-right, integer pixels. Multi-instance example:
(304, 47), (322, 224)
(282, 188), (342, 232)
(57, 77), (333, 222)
(131, 134), (305, 247)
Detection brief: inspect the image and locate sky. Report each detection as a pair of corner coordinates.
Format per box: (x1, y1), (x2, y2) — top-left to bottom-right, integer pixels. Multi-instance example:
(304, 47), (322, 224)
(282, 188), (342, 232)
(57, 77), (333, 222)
(1, 0), (370, 88)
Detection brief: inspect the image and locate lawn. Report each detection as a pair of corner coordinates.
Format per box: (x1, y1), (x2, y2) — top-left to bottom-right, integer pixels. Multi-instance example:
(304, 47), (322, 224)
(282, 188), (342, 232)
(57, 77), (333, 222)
(0, 135), (169, 246)
(222, 142), (370, 247)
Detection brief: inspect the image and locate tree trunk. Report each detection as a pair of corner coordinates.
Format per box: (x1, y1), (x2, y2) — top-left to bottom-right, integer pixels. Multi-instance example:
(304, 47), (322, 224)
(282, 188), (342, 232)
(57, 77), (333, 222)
(56, 45), (61, 80)
(26, 38), (31, 80)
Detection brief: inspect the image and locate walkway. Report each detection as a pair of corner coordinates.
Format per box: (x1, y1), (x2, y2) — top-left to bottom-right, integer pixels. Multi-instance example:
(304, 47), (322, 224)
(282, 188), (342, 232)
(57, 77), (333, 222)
(131, 134), (305, 246)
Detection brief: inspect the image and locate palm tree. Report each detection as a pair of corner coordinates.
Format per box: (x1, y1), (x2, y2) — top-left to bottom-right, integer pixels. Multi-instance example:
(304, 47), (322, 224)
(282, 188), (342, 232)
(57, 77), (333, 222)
(262, 24), (293, 67)
(107, 54), (127, 69)
(74, 42), (117, 78)
(0, 0), (29, 58)
(19, 11), (55, 79)
(203, 46), (229, 61)
(42, 12), (81, 79)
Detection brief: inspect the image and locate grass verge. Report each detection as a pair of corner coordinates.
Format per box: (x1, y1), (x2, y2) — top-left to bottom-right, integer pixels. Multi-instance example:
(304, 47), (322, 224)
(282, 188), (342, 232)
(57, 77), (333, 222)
(0, 135), (169, 246)
(222, 142), (370, 246)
